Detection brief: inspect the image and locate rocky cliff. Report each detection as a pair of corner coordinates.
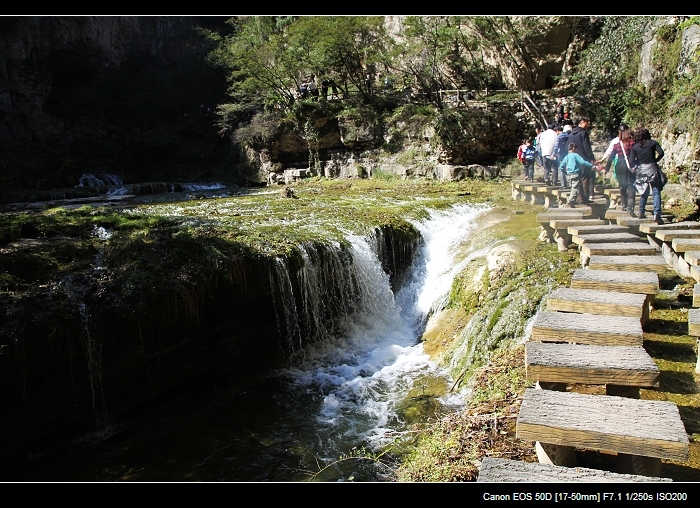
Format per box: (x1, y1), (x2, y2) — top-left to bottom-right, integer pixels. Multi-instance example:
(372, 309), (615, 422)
(0, 16), (232, 191)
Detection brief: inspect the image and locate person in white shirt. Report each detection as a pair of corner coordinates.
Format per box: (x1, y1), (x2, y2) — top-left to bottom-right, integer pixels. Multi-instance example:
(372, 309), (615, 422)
(540, 123), (558, 185)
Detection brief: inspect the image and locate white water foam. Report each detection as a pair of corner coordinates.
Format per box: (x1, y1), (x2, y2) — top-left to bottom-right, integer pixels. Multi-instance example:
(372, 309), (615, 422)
(279, 203), (489, 451)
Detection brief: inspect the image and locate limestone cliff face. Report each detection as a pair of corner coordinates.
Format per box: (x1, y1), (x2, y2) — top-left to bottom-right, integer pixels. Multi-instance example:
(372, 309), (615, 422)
(0, 16), (230, 189)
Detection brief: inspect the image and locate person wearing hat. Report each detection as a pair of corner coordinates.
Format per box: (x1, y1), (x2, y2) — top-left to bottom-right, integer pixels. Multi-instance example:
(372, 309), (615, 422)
(561, 112), (574, 128)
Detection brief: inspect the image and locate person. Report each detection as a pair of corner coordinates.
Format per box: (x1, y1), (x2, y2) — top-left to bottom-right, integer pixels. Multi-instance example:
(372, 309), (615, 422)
(567, 117), (596, 203)
(534, 127), (544, 167)
(299, 81), (309, 99)
(561, 112), (574, 128)
(559, 143), (593, 208)
(555, 99), (565, 125)
(321, 77), (329, 99)
(540, 123), (558, 185)
(517, 138), (536, 181)
(630, 127), (666, 224)
(603, 124), (630, 161)
(552, 125), (569, 187)
(604, 127), (636, 216)
(308, 76), (318, 98)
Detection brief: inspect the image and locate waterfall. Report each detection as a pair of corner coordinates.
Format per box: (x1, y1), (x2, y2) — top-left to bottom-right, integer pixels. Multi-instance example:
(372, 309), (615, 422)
(267, 203), (489, 459)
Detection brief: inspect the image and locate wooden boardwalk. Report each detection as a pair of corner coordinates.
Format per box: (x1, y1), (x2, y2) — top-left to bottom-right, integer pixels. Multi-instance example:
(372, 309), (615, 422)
(483, 186), (697, 480)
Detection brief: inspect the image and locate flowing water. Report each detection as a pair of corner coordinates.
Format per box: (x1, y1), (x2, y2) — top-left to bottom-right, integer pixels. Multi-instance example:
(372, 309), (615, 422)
(19, 203), (489, 482)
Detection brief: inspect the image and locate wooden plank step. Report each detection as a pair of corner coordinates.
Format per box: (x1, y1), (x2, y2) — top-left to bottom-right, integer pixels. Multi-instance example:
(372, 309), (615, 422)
(516, 388), (689, 461)
(616, 216), (671, 228)
(570, 269), (659, 295)
(550, 219), (605, 229)
(588, 255), (669, 274)
(688, 308), (700, 337)
(537, 210), (591, 222)
(547, 288), (648, 323)
(691, 264), (700, 283)
(476, 457), (672, 482)
(672, 237), (700, 253)
(639, 221), (700, 234)
(531, 311), (643, 346)
(571, 232), (642, 246)
(656, 229), (700, 242)
(581, 242), (659, 258)
(525, 342), (659, 388)
(567, 224), (629, 236)
(684, 251), (700, 266)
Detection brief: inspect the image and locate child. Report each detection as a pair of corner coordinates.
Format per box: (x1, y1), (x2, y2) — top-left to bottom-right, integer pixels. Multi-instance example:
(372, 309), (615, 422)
(517, 138), (536, 181)
(559, 143), (593, 207)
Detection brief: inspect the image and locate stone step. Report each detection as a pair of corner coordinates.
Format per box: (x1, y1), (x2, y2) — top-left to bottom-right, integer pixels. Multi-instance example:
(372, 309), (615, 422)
(615, 216), (672, 228)
(550, 219), (606, 229)
(656, 229), (700, 242)
(688, 308), (700, 337)
(570, 269), (659, 295)
(639, 221), (700, 235)
(684, 251), (700, 266)
(537, 210), (591, 222)
(476, 457), (672, 482)
(531, 311), (643, 347)
(694, 284), (700, 307)
(588, 255), (670, 274)
(580, 242), (659, 260)
(572, 232), (643, 246)
(672, 237), (700, 253)
(567, 224), (629, 236)
(547, 287), (649, 325)
(691, 265), (700, 283)
(516, 388), (689, 462)
(525, 342), (659, 391)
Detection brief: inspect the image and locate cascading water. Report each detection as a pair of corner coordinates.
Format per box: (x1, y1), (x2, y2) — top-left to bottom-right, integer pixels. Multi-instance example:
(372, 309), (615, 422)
(18, 202), (489, 481)
(265, 203), (489, 479)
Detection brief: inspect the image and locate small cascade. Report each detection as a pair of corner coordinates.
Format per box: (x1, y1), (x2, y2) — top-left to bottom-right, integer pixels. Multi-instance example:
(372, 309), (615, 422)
(76, 173), (124, 187)
(60, 277), (107, 426)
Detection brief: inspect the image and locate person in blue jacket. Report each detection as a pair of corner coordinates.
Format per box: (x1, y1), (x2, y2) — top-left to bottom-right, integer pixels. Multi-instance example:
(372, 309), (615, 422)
(559, 143), (593, 208)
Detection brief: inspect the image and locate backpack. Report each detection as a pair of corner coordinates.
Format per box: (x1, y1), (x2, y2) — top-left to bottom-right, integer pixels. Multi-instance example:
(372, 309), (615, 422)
(523, 146), (536, 161)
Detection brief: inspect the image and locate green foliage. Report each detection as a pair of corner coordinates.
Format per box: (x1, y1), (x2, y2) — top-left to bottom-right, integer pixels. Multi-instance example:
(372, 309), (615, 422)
(569, 16), (652, 129)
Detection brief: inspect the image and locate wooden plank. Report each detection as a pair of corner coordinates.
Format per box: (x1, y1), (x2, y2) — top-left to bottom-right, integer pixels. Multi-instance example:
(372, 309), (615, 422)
(537, 210), (591, 223)
(639, 221), (700, 234)
(531, 311), (643, 346)
(570, 269), (659, 295)
(516, 388), (689, 461)
(572, 233), (642, 246)
(525, 342), (659, 387)
(689, 308), (700, 337)
(588, 255), (669, 274)
(476, 457), (672, 483)
(672, 237), (700, 253)
(656, 229), (700, 242)
(684, 251), (700, 266)
(567, 224), (629, 236)
(691, 264), (700, 284)
(547, 288), (648, 322)
(550, 219), (605, 229)
(581, 243), (659, 258)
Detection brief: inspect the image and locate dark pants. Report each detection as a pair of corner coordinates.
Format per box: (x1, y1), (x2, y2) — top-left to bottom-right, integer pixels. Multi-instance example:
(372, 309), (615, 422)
(523, 161), (534, 181)
(544, 157), (556, 183)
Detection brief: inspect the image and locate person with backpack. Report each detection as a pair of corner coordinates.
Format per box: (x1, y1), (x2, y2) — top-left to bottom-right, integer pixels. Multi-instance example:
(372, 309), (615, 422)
(559, 143), (593, 208)
(630, 127), (666, 224)
(517, 138), (536, 181)
(567, 117), (596, 203)
(552, 125), (570, 187)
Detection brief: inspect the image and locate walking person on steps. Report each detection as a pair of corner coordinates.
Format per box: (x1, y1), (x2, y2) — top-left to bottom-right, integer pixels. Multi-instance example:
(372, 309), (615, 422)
(605, 127), (636, 216)
(630, 127), (666, 225)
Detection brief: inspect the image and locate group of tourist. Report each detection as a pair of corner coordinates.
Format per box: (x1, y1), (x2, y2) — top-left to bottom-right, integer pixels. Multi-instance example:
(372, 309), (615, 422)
(518, 115), (667, 225)
(299, 76), (340, 100)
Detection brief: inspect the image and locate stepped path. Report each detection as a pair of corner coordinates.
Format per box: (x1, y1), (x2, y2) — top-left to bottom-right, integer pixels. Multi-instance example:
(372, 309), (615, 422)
(479, 184), (698, 482)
